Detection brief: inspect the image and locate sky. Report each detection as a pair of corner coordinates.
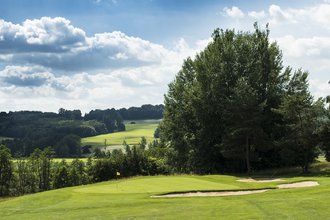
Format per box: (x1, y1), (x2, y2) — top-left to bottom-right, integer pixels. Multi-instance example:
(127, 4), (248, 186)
(0, 0), (329, 113)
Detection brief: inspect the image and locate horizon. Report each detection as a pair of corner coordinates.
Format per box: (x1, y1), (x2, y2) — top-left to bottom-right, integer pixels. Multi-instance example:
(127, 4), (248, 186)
(1, 0), (329, 113)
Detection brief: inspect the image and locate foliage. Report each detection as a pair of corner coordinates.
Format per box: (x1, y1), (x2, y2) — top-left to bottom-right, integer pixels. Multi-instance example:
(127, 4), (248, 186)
(0, 105), (163, 157)
(0, 139), (170, 197)
(0, 144), (13, 196)
(160, 24), (327, 174)
(274, 70), (325, 172)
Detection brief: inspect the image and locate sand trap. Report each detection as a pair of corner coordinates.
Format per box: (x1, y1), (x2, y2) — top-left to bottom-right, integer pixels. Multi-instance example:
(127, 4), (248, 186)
(152, 180), (319, 198)
(151, 189), (270, 198)
(278, 181), (319, 189)
(237, 178), (283, 183)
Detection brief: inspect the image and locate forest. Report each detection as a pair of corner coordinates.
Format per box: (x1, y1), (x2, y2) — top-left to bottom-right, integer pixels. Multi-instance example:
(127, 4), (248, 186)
(0, 104), (164, 157)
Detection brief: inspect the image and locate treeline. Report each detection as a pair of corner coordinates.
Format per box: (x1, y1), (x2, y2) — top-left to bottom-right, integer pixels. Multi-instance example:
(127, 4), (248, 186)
(0, 140), (170, 197)
(160, 24), (330, 174)
(0, 104), (164, 157)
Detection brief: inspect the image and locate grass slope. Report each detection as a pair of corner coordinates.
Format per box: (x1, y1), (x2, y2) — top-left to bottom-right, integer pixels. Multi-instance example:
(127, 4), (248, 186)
(1, 173), (330, 219)
(81, 121), (159, 148)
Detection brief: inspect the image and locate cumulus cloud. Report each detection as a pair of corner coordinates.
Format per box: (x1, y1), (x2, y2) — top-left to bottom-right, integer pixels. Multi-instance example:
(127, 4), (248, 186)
(0, 17), (207, 112)
(0, 17), (189, 72)
(268, 3), (330, 27)
(274, 34), (330, 95)
(0, 65), (52, 87)
(223, 6), (245, 19)
(275, 35), (330, 58)
(248, 10), (266, 19)
(0, 17), (86, 53)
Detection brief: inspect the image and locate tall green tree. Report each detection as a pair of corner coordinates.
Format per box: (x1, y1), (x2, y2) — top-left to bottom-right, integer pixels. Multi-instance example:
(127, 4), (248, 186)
(0, 145), (13, 196)
(319, 81), (330, 161)
(275, 70), (324, 172)
(221, 79), (266, 174)
(161, 24), (287, 173)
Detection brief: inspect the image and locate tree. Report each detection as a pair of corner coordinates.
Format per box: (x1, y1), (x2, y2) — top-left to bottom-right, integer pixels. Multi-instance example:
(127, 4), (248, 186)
(161, 24), (286, 173)
(319, 81), (330, 161)
(275, 70), (323, 172)
(160, 57), (199, 172)
(0, 145), (13, 196)
(221, 78), (266, 174)
(55, 135), (81, 157)
(53, 160), (69, 189)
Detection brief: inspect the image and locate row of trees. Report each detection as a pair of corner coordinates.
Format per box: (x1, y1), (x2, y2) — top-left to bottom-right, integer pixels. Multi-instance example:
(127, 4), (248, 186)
(160, 24), (330, 174)
(0, 140), (170, 197)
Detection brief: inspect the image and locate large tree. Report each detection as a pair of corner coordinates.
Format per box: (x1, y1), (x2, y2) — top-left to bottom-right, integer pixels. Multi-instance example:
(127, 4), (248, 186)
(160, 24), (295, 173)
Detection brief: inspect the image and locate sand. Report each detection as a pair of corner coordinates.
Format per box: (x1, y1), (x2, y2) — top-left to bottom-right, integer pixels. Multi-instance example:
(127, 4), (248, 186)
(152, 181), (319, 198)
(151, 189), (270, 198)
(237, 178), (283, 183)
(278, 181), (319, 189)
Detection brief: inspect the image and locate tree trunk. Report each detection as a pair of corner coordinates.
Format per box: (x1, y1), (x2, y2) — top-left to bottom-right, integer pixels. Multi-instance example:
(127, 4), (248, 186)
(246, 135), (251, 175)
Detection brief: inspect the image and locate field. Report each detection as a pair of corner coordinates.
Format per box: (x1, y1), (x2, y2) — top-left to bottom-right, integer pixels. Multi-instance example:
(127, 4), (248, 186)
(81, 120), (160, 149)
(0, 136), (13, 142)
(1, 162), (330, 219)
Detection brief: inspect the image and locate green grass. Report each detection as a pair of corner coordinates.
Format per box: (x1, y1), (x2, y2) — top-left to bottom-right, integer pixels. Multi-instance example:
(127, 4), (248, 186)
(81, 120), (159, 148)
(51, 158), (90, 163)
(1, 171), (330, 219)
(12, 158), (90, 164)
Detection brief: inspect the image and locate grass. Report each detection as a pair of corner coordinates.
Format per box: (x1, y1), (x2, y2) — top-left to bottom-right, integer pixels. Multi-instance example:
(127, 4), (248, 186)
(81, 120), (159, 149)
(51, 158), (90, 163)
(12, 158), (91, 164)
(0, 167), (330, 219)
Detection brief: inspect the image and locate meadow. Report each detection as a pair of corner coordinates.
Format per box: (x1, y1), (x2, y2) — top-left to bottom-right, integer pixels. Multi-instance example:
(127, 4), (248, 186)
(0, 161), (329, 219)
(81, 120), (160, 149)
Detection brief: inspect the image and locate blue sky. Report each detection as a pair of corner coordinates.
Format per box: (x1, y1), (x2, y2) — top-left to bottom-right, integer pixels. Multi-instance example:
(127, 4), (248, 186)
(0, 0), (329, 112)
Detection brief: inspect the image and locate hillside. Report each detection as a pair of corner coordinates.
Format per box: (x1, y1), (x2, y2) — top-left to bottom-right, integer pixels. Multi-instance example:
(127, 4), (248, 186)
(82, 119), (160, 149)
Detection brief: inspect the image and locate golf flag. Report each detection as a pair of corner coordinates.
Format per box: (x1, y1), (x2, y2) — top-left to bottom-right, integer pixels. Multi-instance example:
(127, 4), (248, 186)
(116, 171), (121, 176)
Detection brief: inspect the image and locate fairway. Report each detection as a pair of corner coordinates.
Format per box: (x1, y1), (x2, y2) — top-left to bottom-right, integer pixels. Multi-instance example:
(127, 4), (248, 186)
(81, 120), (159, 148)
(0, 174), (329, 219)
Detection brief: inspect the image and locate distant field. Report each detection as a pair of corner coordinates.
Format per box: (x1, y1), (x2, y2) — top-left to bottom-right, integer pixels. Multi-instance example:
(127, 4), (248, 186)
(0, 136), (13, 142)
(81, 120), (160, 149)
(0, 169), (330, 219)
(51, 158), (89, 163)
(12, 158), (90, 164)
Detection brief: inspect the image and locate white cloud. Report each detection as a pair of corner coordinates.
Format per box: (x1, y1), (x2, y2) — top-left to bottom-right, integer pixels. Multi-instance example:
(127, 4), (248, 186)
(0, 17), (207, 112)
(248, 10), (266, 19)
(269, 5), (289, 24)
(0, 18), (193, 72)
(275, 35), (330, 58)
(268, 3), (330, 28)
(0, 17), (86, 53)
(223, 6), (245, 19)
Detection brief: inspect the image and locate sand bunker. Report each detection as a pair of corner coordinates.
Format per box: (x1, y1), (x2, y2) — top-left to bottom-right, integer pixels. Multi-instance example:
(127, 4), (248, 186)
(152, 181), (319, 198)
(237, 178), (283, 183)
(278, 181), (319, 189)
(151, 189), (270, 198)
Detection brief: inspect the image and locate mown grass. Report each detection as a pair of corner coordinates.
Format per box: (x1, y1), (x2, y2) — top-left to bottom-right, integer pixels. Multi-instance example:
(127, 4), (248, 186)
(0, 168), (329, 219)
(81, 120), (159, 148)
(12, 158), (90, 164)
